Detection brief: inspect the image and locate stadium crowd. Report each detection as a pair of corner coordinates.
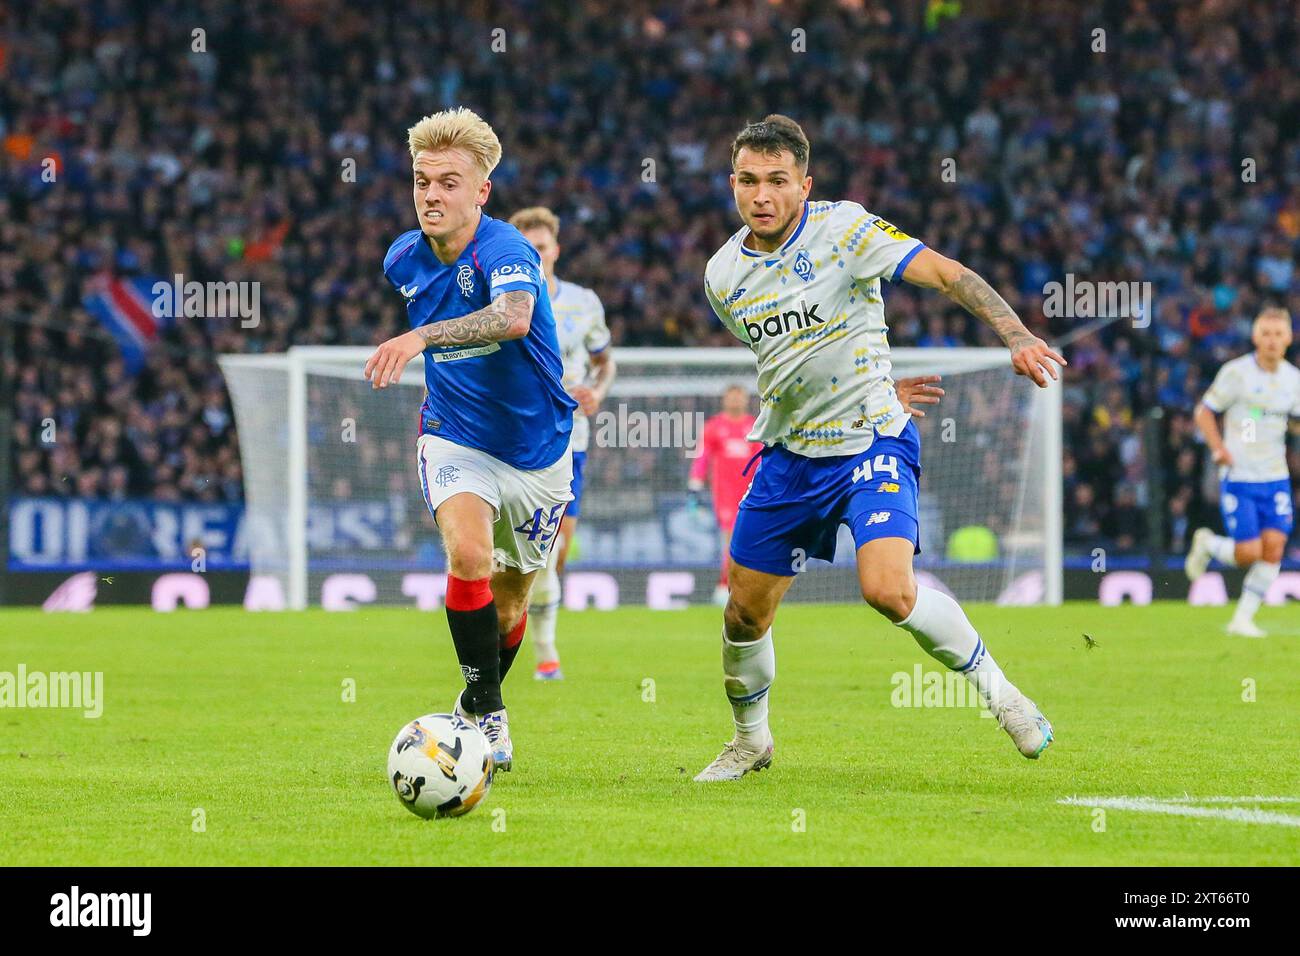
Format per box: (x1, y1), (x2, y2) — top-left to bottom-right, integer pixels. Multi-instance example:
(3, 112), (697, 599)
(3, 0), (1299, 558)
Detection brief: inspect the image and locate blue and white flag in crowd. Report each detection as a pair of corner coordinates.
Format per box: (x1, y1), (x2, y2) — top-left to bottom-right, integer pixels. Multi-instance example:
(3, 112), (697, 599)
(82, 275), (173, 373)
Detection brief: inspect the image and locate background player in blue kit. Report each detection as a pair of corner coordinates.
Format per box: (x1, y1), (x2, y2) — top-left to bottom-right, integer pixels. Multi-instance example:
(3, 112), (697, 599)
(365, 108), (578, 770)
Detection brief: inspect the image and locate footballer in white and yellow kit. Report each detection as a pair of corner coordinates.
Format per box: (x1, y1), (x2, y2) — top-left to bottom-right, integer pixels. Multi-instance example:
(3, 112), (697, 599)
(694, 115), (1067, 781)
(511, 207), (616, 680)
(1185, 307), (1299, 637)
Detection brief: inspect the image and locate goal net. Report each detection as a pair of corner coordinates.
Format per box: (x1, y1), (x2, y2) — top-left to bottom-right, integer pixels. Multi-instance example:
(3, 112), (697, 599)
(220, 346), (1061, 609)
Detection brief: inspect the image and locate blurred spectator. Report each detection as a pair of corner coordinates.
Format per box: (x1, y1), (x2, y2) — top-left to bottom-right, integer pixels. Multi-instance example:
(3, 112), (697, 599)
(2, 0), (1298, 560)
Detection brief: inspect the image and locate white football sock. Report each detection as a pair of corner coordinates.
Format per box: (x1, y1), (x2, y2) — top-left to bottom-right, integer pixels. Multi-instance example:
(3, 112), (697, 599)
(1207, 533), (1238, 567)
(722, 627), (774, 749)
(897, 586), (1017, 711)
(529, 601), (558, 664)
(1235, 561), (1279, 623)
(528, 544), (562, 664)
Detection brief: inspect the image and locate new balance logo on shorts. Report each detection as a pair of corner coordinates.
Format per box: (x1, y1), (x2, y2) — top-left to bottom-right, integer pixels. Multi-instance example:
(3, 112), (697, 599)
(743, 298), (823, 342)
(866, 511), (892, 525)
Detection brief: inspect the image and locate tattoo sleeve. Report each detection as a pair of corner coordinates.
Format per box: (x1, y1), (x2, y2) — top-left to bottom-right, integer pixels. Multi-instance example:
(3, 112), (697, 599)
(412, 290), (534, 348)
(945, 268), (1035, 351)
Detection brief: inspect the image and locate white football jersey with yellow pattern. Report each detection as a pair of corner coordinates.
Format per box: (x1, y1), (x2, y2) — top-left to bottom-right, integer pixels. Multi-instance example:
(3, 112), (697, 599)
(551, 277), (612, 453)
(1201, 353), (1300, 483)
(704, 200), (924, 458)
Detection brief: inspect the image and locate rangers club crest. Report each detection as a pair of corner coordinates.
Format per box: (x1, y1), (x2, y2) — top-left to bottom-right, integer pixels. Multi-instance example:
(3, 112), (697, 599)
(456, 264), (475, 297)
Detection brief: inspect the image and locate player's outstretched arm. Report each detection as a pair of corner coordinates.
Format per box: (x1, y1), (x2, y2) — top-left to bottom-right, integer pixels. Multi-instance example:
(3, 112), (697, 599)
(364, 290), (535, 389)
(895, 375), (944, 418)
(901, 248), (1066, 388)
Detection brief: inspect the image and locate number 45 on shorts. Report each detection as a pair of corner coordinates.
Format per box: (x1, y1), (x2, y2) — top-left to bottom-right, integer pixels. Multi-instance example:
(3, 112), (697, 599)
(515, 503), (565, 545)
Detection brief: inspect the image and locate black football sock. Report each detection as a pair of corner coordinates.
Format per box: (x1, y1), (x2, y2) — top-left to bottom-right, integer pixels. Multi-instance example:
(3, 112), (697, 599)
(498, 612), (527, 682)
(446, 576), (503, 714)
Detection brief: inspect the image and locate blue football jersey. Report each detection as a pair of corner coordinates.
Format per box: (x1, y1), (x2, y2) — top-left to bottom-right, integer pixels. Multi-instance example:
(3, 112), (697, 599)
(383, 213), (577, 470)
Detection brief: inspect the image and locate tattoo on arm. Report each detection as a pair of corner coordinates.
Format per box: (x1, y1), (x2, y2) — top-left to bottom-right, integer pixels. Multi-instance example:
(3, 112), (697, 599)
(412, 290), (534, 348)
(946, 269), (1034, 350)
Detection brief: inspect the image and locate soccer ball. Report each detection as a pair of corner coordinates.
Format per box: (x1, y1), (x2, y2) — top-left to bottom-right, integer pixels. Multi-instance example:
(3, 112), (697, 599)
(387, 714), (494, 819)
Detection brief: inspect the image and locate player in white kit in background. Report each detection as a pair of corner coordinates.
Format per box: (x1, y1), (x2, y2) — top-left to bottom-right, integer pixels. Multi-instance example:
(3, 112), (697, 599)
(694, 115), (1067, 781)
(511, 207), (617, 680)
(1184, 307), (1299, 637)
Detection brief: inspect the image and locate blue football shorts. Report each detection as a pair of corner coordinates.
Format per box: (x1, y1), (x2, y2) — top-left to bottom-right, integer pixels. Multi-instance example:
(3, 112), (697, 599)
(1220, 478), (1295, 542)
(729, 419), (922, 577)
(567, 450), (588, 519)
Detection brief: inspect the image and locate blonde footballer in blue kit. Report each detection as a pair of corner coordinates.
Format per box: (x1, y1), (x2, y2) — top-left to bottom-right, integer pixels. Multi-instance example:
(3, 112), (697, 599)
(1184, 307), (1299, 637)
(695, 115), (1067, 781)
(511, 207), (617, 681)
(365, 109), (579, 772)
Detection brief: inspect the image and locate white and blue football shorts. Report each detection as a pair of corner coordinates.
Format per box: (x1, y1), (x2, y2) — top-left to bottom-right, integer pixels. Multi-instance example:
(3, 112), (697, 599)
(729, 419), (922, 577)
(1220, 478), (1294, 542)
(416, 433), (574, 573)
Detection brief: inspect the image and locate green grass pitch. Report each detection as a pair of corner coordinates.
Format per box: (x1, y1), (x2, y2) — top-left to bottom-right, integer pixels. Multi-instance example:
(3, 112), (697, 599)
(2, 602), (1297, 866)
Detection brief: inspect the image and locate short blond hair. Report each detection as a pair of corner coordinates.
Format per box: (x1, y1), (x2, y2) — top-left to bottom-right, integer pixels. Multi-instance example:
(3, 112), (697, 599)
(1254, 306), (1292, 329)
(407, 107), (502, 180)
(508, 206), (560, 239)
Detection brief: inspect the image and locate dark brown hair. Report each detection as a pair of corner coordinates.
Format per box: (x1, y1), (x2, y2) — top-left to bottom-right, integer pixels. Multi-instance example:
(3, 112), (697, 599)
(730, 114), (810, 171)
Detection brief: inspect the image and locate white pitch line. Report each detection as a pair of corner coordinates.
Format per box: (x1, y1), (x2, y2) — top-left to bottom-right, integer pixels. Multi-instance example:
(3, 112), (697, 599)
(1159, 795), (1300, 804)
(1058, 796), (1300, 827)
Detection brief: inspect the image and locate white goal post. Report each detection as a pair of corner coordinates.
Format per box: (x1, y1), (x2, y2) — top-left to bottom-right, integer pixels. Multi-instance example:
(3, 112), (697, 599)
(220, 346), (1061, 609)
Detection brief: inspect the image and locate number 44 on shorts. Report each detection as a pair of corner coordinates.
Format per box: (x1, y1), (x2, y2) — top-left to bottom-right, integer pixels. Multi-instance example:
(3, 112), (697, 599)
(514, 503), (565, 544)
(852, 454), (899, 484)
